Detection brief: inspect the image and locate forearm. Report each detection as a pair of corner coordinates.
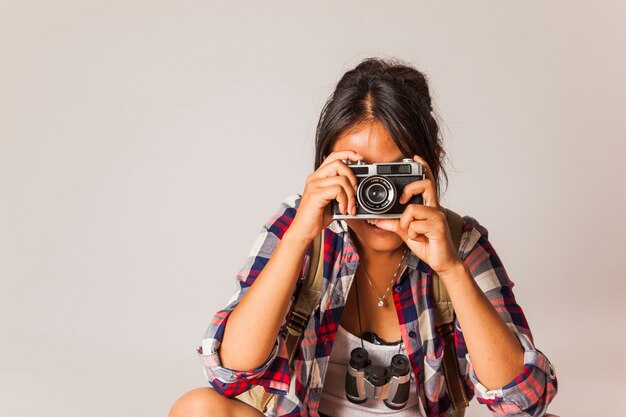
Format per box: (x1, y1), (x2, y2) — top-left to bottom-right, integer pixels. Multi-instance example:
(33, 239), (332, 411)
(439, 262), (524, 391)
(219, 230), (311, 371)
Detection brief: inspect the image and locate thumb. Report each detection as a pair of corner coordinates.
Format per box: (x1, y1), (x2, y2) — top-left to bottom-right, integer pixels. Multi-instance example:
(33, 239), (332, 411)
(374, 218), (405, 238)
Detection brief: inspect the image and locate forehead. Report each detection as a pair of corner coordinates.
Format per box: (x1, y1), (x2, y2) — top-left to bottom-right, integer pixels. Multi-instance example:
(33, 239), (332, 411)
(331, 121), (404, 163)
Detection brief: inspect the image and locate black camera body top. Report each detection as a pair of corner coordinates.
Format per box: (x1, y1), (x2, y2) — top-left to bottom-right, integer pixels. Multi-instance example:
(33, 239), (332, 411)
(331, 158), (424, 220)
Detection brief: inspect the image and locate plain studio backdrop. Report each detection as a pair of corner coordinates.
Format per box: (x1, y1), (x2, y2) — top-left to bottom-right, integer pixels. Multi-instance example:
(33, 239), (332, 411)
(1, 1), (625, 416)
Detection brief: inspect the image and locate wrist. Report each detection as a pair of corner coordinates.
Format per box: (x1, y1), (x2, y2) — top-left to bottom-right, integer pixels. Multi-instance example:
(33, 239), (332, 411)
(283, 228), (314, 249)
(438, 259), (469, 282)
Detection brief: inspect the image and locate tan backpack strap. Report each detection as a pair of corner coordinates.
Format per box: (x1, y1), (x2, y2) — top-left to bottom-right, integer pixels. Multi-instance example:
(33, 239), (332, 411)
(258, 230), (325, 413)
(284, 229), (324, 365)
(433, 208), (469, 413)
(432, 208), (464, 326)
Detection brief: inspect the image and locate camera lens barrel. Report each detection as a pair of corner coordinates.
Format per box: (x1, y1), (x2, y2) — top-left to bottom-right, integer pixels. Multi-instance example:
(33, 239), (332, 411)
(357, 176), (396, 214)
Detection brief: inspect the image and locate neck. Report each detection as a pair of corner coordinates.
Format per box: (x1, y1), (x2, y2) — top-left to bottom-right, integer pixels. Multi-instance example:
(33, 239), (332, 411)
(354, 241), (408, 293)
(354, 240), (407, 270)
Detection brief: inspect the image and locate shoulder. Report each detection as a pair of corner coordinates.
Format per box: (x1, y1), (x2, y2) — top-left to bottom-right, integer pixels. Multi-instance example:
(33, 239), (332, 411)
(453, 211), (516, 288)
(262, 193), (302, 238)
(457, 214), (488, 258)
(443, 207), (488, 258)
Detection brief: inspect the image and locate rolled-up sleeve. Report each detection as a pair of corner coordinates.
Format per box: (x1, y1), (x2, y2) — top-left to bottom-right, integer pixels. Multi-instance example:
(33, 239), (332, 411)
(196, 194), (307, 397)
(455, 216), (558, 416)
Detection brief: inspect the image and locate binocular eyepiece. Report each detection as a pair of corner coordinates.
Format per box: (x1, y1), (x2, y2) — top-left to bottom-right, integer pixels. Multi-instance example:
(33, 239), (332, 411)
(345, 347), (412, 409)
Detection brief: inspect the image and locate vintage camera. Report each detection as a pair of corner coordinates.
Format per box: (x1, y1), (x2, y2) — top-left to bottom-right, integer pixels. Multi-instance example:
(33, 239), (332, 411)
(331, 158), (424, 219)
(345, 347), (412, 409)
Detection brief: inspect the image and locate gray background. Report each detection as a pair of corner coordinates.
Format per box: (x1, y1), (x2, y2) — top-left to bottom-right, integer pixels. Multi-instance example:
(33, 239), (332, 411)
(1, 1), (625, 416)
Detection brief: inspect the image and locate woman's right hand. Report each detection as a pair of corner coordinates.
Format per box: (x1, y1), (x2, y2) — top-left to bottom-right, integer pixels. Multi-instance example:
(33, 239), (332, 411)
(288, 150), (363, 243)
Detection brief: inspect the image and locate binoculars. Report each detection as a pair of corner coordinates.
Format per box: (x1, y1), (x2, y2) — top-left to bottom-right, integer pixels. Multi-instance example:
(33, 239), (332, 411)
(344, 347), (412, 409)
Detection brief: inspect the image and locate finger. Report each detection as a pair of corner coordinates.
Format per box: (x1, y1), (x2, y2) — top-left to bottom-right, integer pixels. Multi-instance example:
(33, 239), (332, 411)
(320, 150), (363, 168)
(412, 154), (435, 182)
(316, 159), (358, 185)
(373, 218), (407, 240)
(398, 204), (441, 231)
(312, 176), (356, 214)
(313, 159), (360, 191)
(406, 219), (432, 240)
(398, 178), (439, 208)
(310, 182), (349, 214)
(407, 216), (449, 241)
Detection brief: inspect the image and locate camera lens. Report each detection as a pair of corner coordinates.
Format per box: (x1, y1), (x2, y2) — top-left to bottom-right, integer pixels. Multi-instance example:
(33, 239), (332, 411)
(366, 183), (388, 204)
(357, 176), (396, 214)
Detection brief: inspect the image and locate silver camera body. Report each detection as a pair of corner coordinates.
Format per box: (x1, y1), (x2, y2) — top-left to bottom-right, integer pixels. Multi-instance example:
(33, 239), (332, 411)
(331, 158), (424, 220)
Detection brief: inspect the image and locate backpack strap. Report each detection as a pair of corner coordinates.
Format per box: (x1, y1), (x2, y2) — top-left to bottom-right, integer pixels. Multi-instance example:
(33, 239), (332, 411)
(433, 208), (469, 414)
(432, 208), (464, 326)
(257, 230), (325, 413)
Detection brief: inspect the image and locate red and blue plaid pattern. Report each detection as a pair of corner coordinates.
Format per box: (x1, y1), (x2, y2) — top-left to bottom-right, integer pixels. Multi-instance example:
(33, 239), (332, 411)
(197, 194), (558, 416)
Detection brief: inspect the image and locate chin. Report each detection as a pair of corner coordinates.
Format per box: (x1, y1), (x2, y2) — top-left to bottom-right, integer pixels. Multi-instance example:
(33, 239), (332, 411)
(345, 219), (405, 253)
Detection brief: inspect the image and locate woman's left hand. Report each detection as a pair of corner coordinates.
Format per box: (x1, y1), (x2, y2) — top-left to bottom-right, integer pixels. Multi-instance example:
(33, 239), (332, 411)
(375, 155), (463, 277)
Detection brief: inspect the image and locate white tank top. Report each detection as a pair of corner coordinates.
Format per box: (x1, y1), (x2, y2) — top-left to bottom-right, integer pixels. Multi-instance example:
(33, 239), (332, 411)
(318, 324), (425, 417)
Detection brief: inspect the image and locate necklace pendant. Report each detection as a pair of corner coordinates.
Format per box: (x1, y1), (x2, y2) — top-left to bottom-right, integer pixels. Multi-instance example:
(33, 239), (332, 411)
(377, 299), (384, 307)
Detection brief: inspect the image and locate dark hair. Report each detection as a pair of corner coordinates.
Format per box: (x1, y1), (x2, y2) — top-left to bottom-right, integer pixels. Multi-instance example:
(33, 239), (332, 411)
(314, 57), (449, 198)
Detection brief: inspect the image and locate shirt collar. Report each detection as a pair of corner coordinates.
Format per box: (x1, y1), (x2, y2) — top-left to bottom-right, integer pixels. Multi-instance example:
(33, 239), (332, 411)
(404, 251), (420, 271)
(328, 219), (348, 234)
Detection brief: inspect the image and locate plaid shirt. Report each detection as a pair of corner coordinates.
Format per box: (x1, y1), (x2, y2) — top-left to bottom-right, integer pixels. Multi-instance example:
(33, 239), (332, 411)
(197, 194), (558, 417)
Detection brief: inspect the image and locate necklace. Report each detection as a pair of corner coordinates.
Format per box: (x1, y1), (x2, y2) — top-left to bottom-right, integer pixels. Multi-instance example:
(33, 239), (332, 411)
(359, 248), (409, 308)
(354, 264), (404, 354)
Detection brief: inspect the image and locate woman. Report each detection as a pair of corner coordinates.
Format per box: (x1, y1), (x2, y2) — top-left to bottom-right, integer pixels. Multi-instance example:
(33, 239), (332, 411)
(169, 58), (559, 417)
